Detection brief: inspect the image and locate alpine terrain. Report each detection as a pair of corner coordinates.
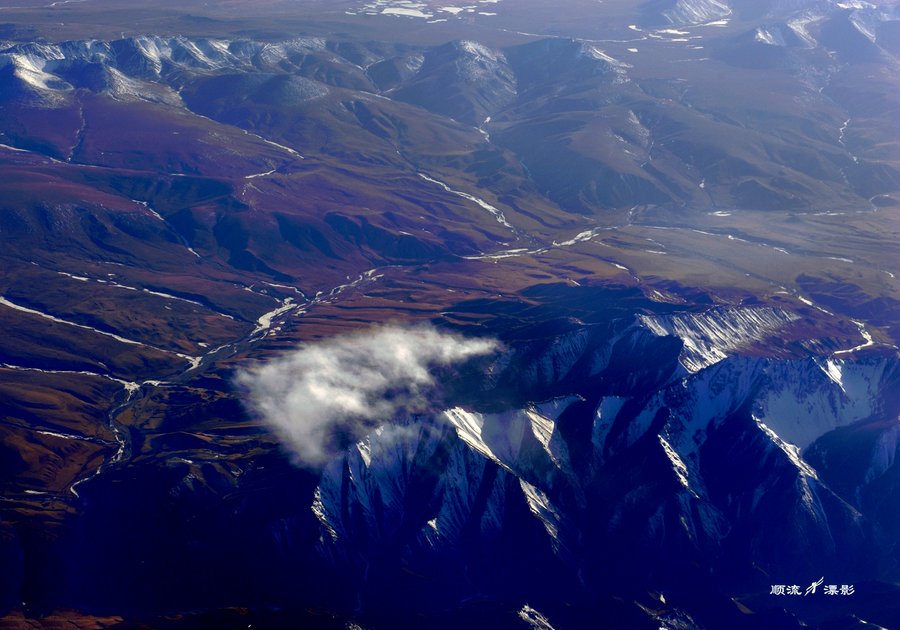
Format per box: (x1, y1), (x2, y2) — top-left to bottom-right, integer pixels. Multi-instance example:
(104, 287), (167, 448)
(0, 0), (898, 627)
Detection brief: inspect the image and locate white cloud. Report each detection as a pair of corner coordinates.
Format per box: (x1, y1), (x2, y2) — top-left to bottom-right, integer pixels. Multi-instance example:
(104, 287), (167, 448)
(236, 324), (498, 467)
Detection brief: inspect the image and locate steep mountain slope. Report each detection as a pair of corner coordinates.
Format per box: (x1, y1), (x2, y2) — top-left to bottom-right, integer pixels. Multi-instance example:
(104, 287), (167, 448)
(312, 327), (899, 627)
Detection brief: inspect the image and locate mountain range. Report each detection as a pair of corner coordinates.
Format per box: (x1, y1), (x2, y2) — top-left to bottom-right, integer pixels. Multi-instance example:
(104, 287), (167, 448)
(0, 0), (898, 627)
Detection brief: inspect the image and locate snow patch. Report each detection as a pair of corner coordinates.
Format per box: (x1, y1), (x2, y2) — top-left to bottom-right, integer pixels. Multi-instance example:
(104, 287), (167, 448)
(755, 417), (819, 479)
(519, 479), (562, 543)
(418, 172), (515, 232)
(662, 0), (731, 27)
(519, 604), (556, 630)
(756, 358), (886, 450)
(639, 306), (799, 372)
(659, 435), (693, 492)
